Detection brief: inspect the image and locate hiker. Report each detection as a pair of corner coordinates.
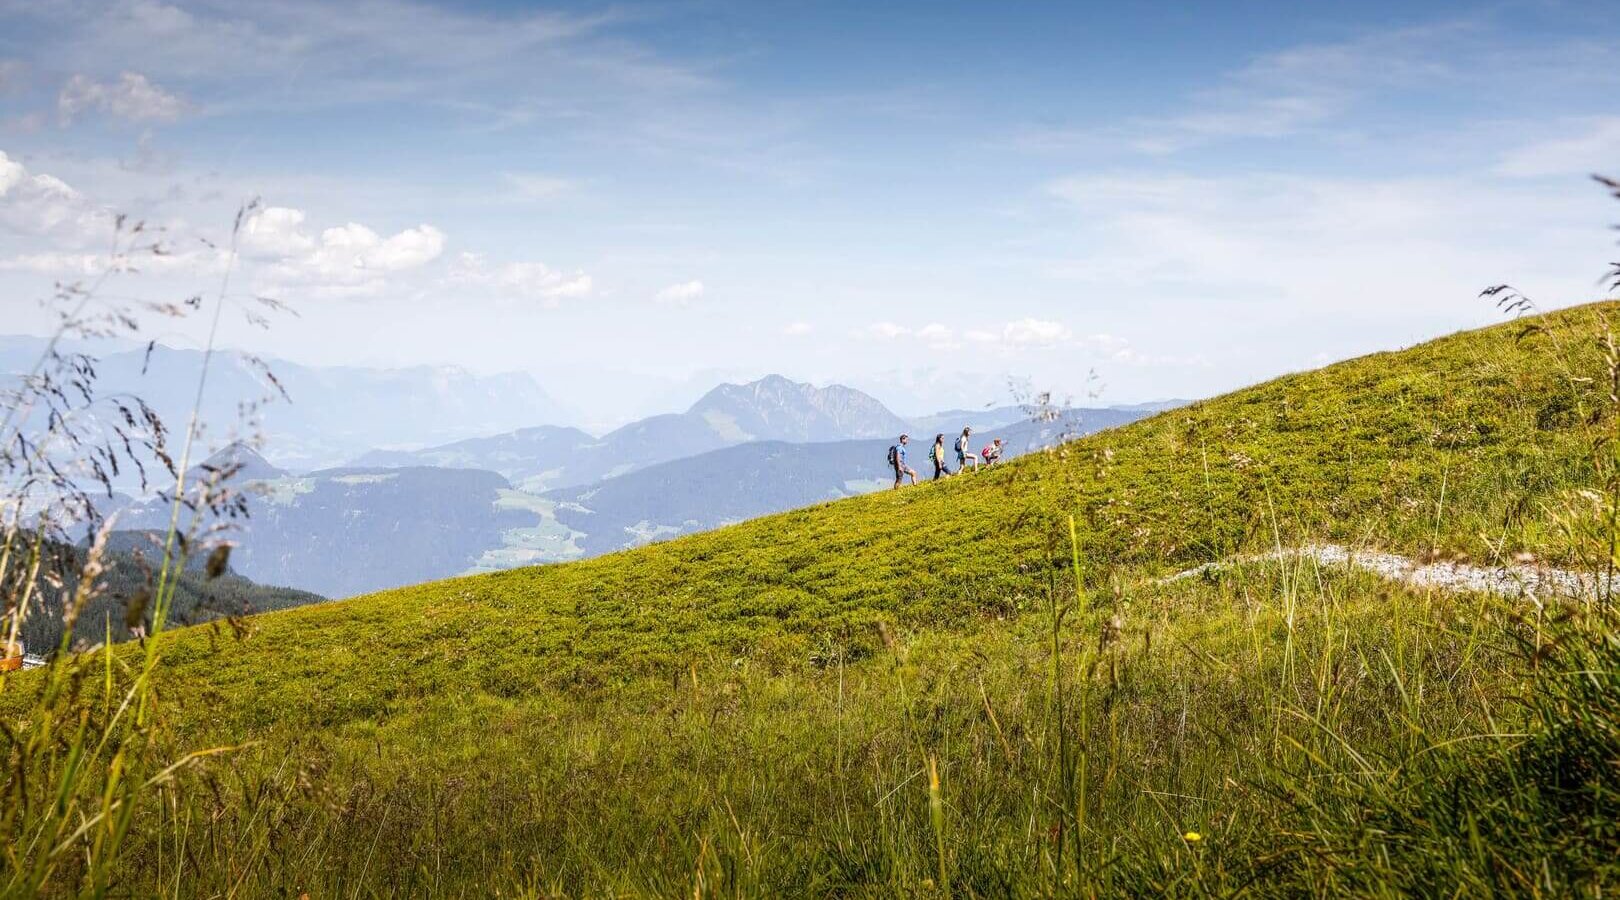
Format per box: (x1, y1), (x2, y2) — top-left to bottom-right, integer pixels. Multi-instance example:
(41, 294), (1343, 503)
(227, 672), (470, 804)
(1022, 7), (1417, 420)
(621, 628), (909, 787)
(930, 433), (951, 480)
(888, 433), (918, 488)
(954, 426), (979, 472)
(981, 438), (1004, 465)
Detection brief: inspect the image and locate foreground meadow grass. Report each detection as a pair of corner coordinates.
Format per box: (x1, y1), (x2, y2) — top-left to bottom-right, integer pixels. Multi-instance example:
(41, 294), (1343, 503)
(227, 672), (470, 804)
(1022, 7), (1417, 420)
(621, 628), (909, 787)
(7, 302), (1620, 895)
(149, 563), (1574, 896)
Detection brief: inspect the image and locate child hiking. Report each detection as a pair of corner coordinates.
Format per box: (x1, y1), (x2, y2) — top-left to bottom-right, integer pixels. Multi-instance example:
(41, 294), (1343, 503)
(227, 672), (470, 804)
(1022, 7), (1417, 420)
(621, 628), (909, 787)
(888, 433), (918, 488)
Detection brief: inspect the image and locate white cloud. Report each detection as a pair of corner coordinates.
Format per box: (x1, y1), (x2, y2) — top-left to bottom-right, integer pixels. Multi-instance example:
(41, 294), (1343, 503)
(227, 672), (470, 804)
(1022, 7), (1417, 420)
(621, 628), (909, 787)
(0, 251), (102, 275)
(0, 150), (108, 244)
(654, 279), (704, 305)
(448, 251), (592, 305)
(1000, 318), (1072, 346)
(241, 206), (316, 258)
(0, 246), (221, 277)
(242, 205), (446, 297)
(339, 223), (445, 271)
(863, 317), (1091, 353)
(782, 321), (813, 336)
(1495, 117), (1620, 178)
(58, 71), (186, 123)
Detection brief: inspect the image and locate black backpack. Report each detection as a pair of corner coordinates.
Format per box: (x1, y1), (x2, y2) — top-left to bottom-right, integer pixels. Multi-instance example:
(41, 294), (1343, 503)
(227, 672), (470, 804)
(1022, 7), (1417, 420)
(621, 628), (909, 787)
(886, 445), (898, 466)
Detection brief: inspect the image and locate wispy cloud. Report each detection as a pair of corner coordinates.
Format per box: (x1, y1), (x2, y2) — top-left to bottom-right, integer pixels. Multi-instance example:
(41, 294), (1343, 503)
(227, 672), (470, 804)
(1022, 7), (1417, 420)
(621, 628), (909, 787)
(58, 71), (186, 123)
(448, 251), (592, 306)
(654, 279), (704, 305)
(1494, 117), (1620, 178)
(857, 315), (1196, 367)
(503, 172), (576, 201)
(5, 0), (702, 120)
(1013, 16), (1608, 158)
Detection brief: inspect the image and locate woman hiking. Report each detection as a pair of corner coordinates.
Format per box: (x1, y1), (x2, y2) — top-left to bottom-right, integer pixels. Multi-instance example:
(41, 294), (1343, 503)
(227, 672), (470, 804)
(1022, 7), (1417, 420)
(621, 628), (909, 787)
(954, 426), (979, 472)
(930, 433), (951, 480)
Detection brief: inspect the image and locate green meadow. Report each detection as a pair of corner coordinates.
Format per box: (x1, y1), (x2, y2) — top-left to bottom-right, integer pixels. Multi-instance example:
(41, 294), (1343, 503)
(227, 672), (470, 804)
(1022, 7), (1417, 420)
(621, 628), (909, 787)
(7, 302), (1620, 896)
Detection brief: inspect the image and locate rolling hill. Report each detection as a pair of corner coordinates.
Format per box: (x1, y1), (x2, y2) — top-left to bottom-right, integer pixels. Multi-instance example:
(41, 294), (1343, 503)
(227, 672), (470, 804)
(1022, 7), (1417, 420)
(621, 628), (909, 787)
(20, 303), (1620, 895)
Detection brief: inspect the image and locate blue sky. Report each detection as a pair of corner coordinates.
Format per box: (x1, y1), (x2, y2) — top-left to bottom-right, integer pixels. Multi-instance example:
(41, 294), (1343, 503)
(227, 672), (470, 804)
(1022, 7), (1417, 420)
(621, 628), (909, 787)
(1, 0), (1617, 426)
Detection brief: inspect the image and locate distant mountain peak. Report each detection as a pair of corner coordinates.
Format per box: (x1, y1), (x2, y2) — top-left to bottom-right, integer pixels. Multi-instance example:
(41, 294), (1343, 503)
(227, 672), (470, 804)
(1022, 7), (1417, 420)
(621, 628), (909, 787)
(196, 442), (285, 482)
(689, 375), (906, 442)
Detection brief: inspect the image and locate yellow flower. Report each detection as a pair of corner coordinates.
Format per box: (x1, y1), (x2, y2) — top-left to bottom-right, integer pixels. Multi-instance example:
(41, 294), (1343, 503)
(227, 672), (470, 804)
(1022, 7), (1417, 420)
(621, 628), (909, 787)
(1184, 831), (1202, 842)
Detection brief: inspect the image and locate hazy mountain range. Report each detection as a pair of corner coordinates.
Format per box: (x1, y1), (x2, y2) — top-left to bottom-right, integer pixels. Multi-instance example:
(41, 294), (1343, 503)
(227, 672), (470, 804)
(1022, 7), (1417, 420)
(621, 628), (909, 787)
(6, 336), (1180, 597)
(356, 375), (915, 491)
(0, 336), (574, 471)
(105, 392), (1163, 596)
(111, 453), (542, 597)
(353, 375), (1146, 493)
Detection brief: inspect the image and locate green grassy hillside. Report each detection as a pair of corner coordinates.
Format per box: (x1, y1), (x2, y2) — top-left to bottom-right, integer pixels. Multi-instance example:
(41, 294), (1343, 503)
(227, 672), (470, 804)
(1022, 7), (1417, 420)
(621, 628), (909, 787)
(12, 302), (1620, 896)
(158, 303), (1602, 721)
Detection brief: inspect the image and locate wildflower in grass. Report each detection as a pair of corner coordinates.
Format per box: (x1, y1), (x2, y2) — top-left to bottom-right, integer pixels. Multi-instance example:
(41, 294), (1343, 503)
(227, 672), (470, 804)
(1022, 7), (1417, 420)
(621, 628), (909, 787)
(1184, 831), (1202, 842)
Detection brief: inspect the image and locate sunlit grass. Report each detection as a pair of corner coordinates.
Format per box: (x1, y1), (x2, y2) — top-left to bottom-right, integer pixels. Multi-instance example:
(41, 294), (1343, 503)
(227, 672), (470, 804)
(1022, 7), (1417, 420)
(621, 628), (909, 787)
(7, 300), (1620, 896)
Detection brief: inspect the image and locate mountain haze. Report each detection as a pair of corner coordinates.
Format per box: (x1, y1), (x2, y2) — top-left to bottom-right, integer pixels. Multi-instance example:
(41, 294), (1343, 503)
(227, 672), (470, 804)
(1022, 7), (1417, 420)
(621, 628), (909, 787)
(112, 458), (544, 597)
(104, 405), (1153, 596)
(355, 375), (916, 490)
(0, 337), (575, 472)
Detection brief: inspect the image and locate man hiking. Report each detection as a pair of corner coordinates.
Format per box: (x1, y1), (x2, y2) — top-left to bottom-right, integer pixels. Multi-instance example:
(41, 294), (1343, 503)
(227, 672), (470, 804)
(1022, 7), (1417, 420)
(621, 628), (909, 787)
(982, 437), (1004, 465)
(954, 426), (979, 472)
(930, 433), (951, 480)
(888, 433), (918, 488)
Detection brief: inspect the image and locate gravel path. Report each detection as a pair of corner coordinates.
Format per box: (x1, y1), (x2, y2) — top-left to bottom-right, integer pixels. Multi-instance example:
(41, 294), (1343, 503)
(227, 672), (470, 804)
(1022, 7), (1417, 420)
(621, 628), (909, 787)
(1166, 544), (1609, 599)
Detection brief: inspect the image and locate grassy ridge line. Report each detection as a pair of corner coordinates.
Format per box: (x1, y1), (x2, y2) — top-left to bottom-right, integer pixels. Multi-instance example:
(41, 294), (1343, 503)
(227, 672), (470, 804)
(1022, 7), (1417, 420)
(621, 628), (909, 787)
(145, 302), (1607, 737)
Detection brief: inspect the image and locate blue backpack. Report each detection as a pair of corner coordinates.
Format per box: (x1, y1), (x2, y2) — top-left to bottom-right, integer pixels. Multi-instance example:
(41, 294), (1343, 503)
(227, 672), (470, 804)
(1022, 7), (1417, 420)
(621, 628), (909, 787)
(887, 445), (899, 466)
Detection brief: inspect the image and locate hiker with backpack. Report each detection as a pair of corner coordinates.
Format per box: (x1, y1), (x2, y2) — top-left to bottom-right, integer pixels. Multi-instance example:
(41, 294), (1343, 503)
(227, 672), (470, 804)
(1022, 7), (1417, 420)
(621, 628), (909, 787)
(982, 437), (1004, 465)
(930, 433), (951, 480)
(888, 434), (918, 488)
(954, 427), (979, 472)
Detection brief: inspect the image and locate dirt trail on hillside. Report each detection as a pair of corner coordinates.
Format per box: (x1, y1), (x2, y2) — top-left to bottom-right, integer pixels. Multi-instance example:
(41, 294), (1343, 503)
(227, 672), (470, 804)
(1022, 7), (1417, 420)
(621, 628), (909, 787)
(1166, 544), (1611, 599)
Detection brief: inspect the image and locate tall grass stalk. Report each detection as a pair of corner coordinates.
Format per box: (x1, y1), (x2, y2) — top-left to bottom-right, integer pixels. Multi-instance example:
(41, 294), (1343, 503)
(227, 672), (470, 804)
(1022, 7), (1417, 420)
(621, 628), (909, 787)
(0, 202), (280, 896)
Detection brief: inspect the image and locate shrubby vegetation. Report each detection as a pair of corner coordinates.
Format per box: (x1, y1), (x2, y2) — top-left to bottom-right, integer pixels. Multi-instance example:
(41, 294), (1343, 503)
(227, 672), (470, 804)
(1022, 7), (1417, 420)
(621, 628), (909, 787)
(6, 535), (321, 652)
